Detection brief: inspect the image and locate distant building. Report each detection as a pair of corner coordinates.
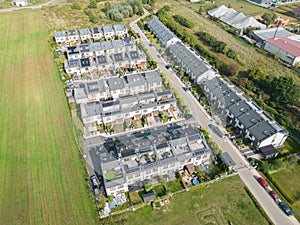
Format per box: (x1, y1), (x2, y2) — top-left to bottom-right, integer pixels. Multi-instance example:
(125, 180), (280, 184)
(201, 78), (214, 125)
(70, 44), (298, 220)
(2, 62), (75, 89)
(208, 5), (266, 30)
(264, 36), (300, 66)
(12, 0), (27, 6)
(248, 27), (294, 43)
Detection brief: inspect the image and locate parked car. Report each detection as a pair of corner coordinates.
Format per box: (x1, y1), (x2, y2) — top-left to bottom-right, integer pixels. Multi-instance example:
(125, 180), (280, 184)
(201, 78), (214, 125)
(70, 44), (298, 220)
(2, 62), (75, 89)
(93, 187), (99, 201)
(269, 190), (279, 202)
(90, 175), (98, 188)
(257, 177), (269, 189)
(278, 202), (293, 216)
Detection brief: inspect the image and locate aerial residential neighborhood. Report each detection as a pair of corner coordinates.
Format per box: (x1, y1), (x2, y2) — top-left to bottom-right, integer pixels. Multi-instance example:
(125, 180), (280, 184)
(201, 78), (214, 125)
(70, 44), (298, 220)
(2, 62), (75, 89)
(1, 0), (300, 225)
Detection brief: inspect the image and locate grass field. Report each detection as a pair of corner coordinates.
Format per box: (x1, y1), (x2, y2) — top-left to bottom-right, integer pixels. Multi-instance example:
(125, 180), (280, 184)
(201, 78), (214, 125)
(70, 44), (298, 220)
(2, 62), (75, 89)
(101, 176), (270, 225)
(0, 10), (98, 224)
(271, 166), (300, 220)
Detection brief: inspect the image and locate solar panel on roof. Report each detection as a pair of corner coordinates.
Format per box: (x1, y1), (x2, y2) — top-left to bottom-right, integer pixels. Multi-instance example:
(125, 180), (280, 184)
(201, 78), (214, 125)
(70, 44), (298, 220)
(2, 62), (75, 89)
(188, 134), (199, 141)
(121, 149), (136, 157)
(89, 88), (99, 93)
(139, 146), (151, 154)
(102, 101), (114, 107)
(156, 142), (168, 149)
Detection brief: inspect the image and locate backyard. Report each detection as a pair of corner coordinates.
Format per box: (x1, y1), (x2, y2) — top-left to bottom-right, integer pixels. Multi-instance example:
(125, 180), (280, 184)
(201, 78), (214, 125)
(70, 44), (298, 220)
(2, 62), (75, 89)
(0, 10), (97, 224)
(101, 176), (271, 225)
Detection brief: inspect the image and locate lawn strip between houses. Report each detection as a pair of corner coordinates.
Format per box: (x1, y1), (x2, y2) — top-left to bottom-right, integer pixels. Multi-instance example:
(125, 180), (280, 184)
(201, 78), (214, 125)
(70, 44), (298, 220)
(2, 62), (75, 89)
(0, 10), (98, 224)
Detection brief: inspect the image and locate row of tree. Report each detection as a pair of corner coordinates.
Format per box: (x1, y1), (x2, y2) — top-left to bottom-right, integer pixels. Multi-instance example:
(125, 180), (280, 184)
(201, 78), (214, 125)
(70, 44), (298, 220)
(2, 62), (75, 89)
(248, 68), (299, 105)
(196, 31), (237, 59)
(173, 15), (195, 29)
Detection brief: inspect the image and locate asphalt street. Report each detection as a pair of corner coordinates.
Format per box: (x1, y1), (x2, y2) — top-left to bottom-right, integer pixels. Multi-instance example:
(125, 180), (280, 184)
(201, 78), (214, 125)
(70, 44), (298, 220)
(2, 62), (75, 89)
(130, 15), (299, 225)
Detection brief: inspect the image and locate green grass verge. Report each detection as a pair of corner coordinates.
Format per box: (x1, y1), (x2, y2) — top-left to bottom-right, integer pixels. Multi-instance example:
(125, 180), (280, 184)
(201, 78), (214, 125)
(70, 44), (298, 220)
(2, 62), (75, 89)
(269, 166), (300, 220)
(0, 10), (97, 224)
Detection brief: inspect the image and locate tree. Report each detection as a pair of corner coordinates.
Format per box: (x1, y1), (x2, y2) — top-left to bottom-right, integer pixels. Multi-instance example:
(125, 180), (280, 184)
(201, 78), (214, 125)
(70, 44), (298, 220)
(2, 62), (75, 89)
(271, 76), (299, 104)
(262, 12), (277, 26)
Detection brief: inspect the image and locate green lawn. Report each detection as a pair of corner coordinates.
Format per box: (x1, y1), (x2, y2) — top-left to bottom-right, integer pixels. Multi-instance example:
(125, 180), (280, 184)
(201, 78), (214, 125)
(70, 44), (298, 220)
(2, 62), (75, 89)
(0, 10), (97, 224)
(282, 136), (300, 153)
(101, 176), (271, 225)
(153, 185), (166, 197)
(271, 166), (300, 220)
(165, 179), (184, 193)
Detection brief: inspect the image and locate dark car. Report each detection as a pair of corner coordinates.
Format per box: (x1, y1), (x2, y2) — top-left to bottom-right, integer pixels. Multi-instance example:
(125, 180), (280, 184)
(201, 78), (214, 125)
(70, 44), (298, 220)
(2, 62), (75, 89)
(165, 65), (171, 69)
(257, 177), (269, 189)
(90, 175), (98, 188)
(269, 190), (279, 202)
(278, 202), (293, 216)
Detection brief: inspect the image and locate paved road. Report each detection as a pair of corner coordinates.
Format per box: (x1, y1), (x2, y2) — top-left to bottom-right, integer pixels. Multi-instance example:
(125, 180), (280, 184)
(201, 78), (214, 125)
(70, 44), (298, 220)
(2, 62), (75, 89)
(130, 15), (299, 225)
(0, 0), (55, 13)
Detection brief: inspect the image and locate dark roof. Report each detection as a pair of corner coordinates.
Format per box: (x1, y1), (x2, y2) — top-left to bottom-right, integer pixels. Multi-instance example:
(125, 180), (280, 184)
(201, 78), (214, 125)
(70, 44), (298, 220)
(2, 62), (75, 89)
(113, 53), (123, 62)
(125, 74), (145, 87)
(79, 44), (90, 53)
(129, 51), (139, 59)
(260, 145), (278, 159)
(219, 92), (241, 108)
(67, 30), (77, 36)
(97, 55), (107, 65)
(67, 46), (80, 55)
(237, 110), (264, 129)
(220, 152), (236, 167)
(80, 58), (90, 67)
(142, 70), (162, 84)
(169, 42), (210, 77)
(248, 120), (277, 142)
(148, 17), (177, 46)
(228, 100), (251, 118)
(91, 27), (101, 34)
(121, 149), (136, 158)
(102, 100), (120, 108)
(107, 77), (125, 91)
(142, 191), (156, 202)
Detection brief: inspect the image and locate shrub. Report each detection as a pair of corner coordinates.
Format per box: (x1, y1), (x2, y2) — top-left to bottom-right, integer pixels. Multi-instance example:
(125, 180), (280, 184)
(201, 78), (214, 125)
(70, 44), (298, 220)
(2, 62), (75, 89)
(173, 15), (195, 29)
(71, 3), (81, 10)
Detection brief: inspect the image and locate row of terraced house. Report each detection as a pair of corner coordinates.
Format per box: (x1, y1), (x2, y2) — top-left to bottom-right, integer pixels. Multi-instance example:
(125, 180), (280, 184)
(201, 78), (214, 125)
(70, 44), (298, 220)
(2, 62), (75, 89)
(54, 24), (128, 44)
(73, 70), (178, 136)
(147, 16), (288, 156)
(94, 124), (212, 196)
(64, 37), (146, 76)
